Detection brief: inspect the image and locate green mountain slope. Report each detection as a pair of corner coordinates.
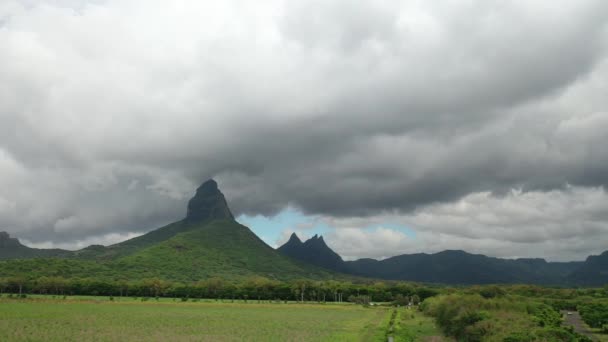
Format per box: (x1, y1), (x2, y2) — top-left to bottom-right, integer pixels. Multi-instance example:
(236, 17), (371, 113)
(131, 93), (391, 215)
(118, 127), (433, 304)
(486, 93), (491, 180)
(112, 220), (337, 281)
(0, 220), (339, 282)
(0, 180), (343, 282)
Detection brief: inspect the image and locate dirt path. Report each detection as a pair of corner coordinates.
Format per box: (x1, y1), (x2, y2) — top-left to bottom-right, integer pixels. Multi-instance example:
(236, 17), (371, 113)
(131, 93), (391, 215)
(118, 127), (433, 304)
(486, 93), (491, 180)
(562, 311), (596, 340)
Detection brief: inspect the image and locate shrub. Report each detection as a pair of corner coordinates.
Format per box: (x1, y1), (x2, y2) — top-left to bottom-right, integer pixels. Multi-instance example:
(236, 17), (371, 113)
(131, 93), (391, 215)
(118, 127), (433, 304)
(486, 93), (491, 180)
(504, 332), (535, 342)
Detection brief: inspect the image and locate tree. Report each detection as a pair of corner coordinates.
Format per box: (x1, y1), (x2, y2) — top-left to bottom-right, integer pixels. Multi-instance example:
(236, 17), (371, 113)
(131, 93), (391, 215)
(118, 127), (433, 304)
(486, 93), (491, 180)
(0, 278), (7, 294)
(206, 277), (225, 299)
(143, 278), (169, 298)
(292, 279), (310, 303)
(8, 276), (25, 295)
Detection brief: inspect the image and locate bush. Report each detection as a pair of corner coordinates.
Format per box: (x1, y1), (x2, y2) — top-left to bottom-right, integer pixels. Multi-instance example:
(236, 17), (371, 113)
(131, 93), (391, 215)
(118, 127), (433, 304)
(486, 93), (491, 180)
(478, 286), (506, 299)
(579, 303), (608, 328)
(393, 294), (409, 306)
(504, 332), (535, 342)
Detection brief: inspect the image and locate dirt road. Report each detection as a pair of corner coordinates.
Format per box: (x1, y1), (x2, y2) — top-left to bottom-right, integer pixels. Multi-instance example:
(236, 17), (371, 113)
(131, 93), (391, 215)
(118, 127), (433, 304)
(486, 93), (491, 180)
(562, 311), (596, 340)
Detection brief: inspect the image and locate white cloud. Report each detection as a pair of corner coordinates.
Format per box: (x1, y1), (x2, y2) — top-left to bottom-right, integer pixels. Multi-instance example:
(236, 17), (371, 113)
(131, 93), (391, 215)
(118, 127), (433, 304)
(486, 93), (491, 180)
(323, 186), (608, 261)
(0, 0), (607, 262)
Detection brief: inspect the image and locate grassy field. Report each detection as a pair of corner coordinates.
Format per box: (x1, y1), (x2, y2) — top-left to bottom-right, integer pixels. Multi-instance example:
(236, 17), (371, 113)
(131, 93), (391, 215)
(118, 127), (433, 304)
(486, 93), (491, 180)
(392, 308), (446, 342)
(0, 296), (391, 341)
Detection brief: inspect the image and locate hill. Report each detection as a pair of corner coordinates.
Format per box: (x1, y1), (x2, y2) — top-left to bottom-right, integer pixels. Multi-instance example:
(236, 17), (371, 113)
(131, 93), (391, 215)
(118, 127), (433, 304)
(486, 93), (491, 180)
(0, 180), (341, 282)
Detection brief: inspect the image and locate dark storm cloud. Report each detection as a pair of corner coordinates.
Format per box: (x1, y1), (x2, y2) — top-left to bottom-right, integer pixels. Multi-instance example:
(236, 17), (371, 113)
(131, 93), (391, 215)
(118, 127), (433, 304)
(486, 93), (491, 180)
(0, 0), (607, 258)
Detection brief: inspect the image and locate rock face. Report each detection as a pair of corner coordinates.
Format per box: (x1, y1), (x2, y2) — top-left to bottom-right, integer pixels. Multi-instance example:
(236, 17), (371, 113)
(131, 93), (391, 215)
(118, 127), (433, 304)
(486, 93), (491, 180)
(0, 231), (69, 260)
(185, 179), (234, 223)
(278, 233), (347, 272)
(0, 231), (22, 248)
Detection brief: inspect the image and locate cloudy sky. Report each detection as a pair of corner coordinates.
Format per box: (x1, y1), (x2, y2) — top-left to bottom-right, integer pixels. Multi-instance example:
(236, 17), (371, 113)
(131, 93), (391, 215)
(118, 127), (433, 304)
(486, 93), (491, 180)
(1, 0), (607, 261)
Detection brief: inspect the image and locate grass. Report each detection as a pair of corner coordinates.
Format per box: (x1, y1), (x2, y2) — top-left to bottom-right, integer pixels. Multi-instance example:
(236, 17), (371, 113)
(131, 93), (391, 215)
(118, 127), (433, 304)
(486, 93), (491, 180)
(392, 308), (446, 342)
(0, 296), (390, 341)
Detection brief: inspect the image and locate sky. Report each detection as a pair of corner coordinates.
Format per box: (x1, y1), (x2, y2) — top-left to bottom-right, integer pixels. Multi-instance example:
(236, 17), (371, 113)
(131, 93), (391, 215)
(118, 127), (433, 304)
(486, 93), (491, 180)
(1, 0), (608, 261)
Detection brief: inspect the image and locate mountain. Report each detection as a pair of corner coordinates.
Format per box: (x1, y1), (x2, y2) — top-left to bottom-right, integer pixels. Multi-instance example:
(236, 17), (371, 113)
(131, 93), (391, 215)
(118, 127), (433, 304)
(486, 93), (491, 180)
(345, 250), (584, 285)
(566, 251), (608, 286)
(185, 179), (234, 223)
(114, 220), (335, 281)
(0, 231), (70, 260)
(276, 235), (599, 285)
(278, 233), (347, 272)
(2, 179), (607, 285)
(0, 180), (339, 281)
(73, 179), (236, 260)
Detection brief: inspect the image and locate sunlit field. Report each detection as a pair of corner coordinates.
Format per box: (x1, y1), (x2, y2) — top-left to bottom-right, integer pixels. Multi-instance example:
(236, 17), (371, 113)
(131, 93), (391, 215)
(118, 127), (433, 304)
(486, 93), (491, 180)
(0, 296), (390, 341)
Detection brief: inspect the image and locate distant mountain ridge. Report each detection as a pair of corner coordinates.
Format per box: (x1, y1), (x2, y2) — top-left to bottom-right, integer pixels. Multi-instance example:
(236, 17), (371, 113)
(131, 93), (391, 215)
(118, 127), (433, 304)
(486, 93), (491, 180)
(566, 251), (608, 286)
(1, 180), (607, 285)
(277, 233), (605, 286)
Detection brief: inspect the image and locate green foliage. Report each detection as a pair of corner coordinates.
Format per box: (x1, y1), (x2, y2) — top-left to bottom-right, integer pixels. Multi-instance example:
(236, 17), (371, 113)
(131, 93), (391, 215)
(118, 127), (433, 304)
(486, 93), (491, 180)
(391, 308), (442, 341)
(579, 303), (608, 328)
(477, 285), (506, 299)
(422, 292), (594, 341)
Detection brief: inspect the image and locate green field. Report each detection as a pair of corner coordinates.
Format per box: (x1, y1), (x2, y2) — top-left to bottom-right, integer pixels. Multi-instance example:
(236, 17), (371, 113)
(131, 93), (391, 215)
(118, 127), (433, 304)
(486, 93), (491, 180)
(0, 297), (391, 341)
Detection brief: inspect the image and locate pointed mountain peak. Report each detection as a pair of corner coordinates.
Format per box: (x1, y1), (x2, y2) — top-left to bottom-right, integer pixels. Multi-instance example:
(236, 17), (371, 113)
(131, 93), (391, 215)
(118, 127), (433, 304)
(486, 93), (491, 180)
(305, 234), (327, 246)
(185, 179), (234, 223)
(277, 232), (345, 271)
(287, 232), (302, 244)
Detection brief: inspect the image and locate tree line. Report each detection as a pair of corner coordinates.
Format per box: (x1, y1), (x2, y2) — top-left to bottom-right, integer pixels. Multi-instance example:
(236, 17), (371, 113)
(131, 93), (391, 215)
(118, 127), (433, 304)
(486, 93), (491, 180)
(0, 276), (439, 303)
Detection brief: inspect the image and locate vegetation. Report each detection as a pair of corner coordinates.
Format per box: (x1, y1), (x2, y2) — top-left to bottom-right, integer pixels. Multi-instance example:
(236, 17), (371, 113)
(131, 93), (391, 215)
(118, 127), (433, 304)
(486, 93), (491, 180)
(1, 279), (608, 340)
(0, 276), (437, 304)
(391, 308), (443, 341)
(579, 303), (608, 336)
(0, 296), (389, 341)
(421, 291), (597, 341)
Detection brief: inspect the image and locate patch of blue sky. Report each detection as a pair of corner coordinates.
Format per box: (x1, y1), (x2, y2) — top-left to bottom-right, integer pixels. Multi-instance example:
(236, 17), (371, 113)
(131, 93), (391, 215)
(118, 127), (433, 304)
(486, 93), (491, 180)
(367, 223), (416, 238)
(238, 207), (416, 247)
(237, 207), (331, 247)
